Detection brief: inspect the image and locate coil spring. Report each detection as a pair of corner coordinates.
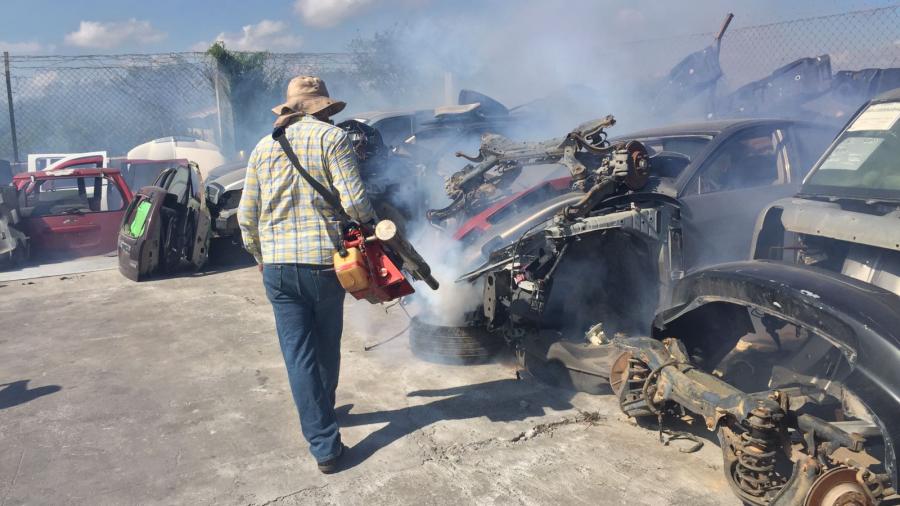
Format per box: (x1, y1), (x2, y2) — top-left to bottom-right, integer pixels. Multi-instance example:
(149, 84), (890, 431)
(734, 407), (783, 498)
(617, 357), (654, 418)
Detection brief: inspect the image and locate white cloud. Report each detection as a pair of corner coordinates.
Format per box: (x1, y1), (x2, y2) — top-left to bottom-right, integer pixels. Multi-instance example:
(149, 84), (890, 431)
(196, 20), (304, 52)
(64, 19), (166, 49)
(294, 0), (374, 28)
(0, 40), (53, 54)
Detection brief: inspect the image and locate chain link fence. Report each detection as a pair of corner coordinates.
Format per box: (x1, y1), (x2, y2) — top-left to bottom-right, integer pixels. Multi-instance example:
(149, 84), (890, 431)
(626, 5), (900, 88)
(0, 52), (355, 167)
(1, 5), (899, 166)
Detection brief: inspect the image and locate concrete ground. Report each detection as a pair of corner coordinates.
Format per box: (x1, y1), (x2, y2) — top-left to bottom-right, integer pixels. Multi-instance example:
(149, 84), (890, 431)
(0, 266), (737, 505)
(0, 253), (117, 283)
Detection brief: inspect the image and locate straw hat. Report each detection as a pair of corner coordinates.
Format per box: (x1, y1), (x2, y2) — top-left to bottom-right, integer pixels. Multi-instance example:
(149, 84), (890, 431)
(272, 76), (346, 127)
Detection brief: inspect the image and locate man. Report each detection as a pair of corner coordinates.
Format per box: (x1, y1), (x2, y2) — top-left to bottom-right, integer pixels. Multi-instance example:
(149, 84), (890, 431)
(238, 76), (375, 473)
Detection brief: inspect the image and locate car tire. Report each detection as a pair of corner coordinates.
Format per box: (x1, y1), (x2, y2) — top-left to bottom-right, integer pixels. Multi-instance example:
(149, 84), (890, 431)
(408, 316), (502, 365)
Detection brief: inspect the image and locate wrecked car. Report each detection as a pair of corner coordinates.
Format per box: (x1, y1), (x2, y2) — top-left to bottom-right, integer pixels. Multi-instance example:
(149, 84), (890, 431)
(0, 184), (27, 267)
(10, 166), (132, 260)
(413, 117), (834, 362)
(0, 159), (27, 267)
(352, 89), (523, 150)
(422, 92), (900, 504)
(590, 89), (900, 505)
(117, 158), (189, 193)
(444, 117), (836, 270)
(117, 162), (210, 281)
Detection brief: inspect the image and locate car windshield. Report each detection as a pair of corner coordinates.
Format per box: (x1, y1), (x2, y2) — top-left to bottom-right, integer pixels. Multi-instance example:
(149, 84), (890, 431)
(805, 101), (900, 192)
(638, 136), (712, 160)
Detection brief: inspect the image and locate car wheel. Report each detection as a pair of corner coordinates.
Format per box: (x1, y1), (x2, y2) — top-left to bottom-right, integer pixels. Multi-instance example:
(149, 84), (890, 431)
(408, 315), (502, 365)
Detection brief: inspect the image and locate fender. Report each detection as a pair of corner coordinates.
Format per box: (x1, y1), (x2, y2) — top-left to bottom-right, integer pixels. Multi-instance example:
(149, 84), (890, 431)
(656, 260), (900, 489)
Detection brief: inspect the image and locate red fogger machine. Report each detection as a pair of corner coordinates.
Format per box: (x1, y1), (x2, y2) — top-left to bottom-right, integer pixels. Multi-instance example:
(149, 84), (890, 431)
(334, 219), (440, 304)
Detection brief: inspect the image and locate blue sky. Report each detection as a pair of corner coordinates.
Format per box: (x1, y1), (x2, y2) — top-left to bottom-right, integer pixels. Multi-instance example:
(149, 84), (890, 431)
(0, 0), (894, 55)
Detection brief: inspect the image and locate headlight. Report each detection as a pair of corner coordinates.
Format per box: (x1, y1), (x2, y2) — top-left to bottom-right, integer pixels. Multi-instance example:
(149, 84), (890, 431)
(205, 182), (224, 206)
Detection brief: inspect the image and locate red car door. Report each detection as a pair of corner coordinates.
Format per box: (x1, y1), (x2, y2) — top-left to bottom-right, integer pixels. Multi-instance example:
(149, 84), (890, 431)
(18, 173), (131, 258)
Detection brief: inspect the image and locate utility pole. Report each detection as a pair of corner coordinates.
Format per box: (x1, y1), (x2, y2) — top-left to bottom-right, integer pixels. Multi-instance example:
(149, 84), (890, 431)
(213, 60), (224, 150)
(3, 51), (19, 163)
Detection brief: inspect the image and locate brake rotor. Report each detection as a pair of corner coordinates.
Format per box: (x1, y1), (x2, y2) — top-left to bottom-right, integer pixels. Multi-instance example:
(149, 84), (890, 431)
(609, 351), (657, 418)
(609, 351), (633, 397)
(804, 467), (875, 506)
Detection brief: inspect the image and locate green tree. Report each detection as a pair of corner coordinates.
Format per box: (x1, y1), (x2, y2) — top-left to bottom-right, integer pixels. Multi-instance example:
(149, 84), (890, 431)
(206, 42), (285, 154)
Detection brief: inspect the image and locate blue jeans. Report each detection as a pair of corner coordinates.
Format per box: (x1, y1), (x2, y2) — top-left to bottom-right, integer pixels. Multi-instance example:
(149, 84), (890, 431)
(262, 263), (345, 463)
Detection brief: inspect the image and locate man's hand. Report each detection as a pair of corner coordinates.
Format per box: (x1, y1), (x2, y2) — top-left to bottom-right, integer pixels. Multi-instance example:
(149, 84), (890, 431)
(258, 263), (264, 273)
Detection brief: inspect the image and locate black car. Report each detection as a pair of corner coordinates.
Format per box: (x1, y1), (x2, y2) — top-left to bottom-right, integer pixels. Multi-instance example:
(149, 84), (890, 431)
(650, 89), (900, 505)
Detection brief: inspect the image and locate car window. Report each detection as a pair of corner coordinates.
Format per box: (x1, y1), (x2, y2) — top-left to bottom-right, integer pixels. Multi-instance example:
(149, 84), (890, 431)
(373, 116), (413, 147)
(104, 179), (125, 211)
(638, 137), (711, 161)
(123, 162), (173, 191)
(688, 127), (786, 195)
(24, 176), (124, 216)
(805, 103), (900, 191)
(166, 168), (191, 203)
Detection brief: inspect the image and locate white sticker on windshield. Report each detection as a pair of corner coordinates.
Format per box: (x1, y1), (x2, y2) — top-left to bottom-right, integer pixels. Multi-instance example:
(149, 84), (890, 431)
(848, 102), (900, 131)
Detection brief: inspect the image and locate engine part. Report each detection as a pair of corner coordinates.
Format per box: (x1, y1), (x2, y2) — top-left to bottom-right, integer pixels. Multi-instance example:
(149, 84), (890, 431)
(427, 116), (617, 223)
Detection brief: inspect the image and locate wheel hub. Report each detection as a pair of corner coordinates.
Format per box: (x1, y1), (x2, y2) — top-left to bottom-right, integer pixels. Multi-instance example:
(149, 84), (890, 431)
(804, 467), (874, 506)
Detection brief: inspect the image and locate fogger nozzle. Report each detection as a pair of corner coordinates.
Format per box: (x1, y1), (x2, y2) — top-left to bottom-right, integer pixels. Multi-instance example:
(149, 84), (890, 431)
(375, 219), (440, 291)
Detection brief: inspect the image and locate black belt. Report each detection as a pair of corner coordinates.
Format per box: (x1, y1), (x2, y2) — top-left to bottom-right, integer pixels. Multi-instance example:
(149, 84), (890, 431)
(267, 263), (334, 271)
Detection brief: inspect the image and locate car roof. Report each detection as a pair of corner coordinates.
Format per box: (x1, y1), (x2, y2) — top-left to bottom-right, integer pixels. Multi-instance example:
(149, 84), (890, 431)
(617, 118), (802, 139)
(350, 109), (428, 123)
(871, 87), (900, 103)
(13, 167), (122, 179)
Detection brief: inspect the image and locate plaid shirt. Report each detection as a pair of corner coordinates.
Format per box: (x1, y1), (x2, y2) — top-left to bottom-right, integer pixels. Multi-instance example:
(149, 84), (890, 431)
(238, 116), (375, 265)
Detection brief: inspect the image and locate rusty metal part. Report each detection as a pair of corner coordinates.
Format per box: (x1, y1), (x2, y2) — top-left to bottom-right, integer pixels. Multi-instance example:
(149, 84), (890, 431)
(561, 141), (651, 221)
(623, 141), (651, 190)
(562, 177), (620, 221)
(601, 336), (893, 506)
(804, 467), (876, 506)
(610, 351), (657, 418)
(734, 405), (787, 499)
(428, 116), (617, 223)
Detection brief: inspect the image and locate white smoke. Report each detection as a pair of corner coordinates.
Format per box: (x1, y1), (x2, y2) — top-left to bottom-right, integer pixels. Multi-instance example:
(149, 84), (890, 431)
(408, 225), (483, 326)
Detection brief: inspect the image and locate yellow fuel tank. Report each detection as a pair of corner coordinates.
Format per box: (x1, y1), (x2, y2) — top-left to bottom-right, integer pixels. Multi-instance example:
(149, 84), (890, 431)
(334, 247), (370, 292)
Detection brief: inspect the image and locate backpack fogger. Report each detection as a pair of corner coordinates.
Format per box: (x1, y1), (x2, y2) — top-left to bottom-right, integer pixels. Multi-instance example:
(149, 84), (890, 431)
(274, 128), (439, 303)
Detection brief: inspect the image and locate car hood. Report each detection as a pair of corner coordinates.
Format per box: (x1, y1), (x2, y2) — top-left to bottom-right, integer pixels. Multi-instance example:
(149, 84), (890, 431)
(209, 167), (246, 192)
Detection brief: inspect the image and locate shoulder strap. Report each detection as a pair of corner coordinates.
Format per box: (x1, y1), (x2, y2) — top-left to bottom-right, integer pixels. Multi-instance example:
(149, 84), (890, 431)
(272, 126), (352, 223)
